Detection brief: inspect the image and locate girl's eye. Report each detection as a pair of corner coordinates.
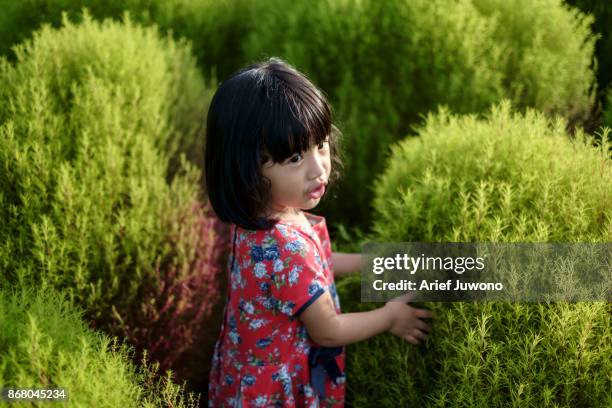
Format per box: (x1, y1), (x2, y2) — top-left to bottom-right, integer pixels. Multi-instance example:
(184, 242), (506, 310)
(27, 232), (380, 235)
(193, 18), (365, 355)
(318, 139), (330, 150)
(287, 153), (303, 164)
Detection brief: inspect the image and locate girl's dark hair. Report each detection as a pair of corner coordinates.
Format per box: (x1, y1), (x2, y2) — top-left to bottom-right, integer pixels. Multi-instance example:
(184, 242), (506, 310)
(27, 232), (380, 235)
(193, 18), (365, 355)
(204, 57), (343, 230)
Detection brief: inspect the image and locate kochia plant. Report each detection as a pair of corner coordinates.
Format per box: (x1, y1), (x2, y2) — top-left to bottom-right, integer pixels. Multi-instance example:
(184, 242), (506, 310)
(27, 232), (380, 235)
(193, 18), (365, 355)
(337, 101), (611, 407)
(0, 12), (226, 387)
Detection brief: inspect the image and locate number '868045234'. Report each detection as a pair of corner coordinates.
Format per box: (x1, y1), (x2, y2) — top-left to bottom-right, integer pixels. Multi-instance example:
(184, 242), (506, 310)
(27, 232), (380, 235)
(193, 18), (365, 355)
(2, 388), (68, 401)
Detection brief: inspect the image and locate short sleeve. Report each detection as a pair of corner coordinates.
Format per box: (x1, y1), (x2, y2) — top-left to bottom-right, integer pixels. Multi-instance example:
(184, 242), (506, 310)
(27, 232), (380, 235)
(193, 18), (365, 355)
(266, 228), (327, 318)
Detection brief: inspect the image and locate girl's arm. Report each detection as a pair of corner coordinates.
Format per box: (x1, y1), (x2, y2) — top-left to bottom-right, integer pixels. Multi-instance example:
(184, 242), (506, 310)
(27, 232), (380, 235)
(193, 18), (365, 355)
(300, 292), (433, 347)
(331, 252), (362, 278)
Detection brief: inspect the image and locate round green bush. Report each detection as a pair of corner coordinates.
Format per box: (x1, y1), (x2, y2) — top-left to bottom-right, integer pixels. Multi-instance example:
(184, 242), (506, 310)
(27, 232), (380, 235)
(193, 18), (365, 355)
(134, 0), (259, 84)
(372, 101), (610, 242)
(0, 11), (224, 391)
(566, 0), (612, 119)
(0, 285), (199, 407)
(244, 0), (597, 230)
(0, 0), (255, 96)
(0, 6), (212, 173)
(337, 102), (611, 407)
(0, 1), (140, 60)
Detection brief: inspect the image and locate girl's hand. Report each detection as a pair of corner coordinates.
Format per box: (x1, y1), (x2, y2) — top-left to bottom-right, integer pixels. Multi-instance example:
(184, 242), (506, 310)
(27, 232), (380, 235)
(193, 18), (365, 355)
(384, 293), (433, 345)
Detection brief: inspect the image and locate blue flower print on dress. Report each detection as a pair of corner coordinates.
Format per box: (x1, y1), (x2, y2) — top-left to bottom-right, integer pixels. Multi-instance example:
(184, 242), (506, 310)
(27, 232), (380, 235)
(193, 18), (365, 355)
(228, 315), (237, 329)
(272, 365), (293, 396)
(256, 337), (273, 348)
(251, 243), (280, 263)
(297, 383), (317, 400)
(253, 262), (268, 278)
(273, 259), (284, 273)
(228, 316), (242, 345)
(263, 245), (280, 261)
(250, 246), (265, 263)
(247, 355), (266, 366)
(275, 224), (290, 238)
(308, 282), (324, 296)
(259, 282), (271, 293)
(288, 265), (302, 285)
(224, 374), (234, 386)
(228, 330), (241, 345)
(248, 318), (267, 330)
(279, 300), (296, 316)
(239, 300), (256, 314)
(284, 240), (303, 254)
(241, 374), (256, 387)
(259, 295), (278, 311)
(305, 386), (316, 400)
(253, 395), (268, 407)
(230, 264), (246, 291)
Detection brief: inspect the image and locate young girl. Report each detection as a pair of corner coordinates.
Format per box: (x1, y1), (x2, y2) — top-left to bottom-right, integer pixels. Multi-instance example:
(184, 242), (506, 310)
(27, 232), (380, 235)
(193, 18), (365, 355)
(205, 57), (433, 407)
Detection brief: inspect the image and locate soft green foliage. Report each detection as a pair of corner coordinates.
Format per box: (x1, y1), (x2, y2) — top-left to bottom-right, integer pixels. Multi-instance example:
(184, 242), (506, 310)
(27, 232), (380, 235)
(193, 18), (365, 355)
(0, 285), (199, 407)
(0, 1), (143, 60)
(565, 1), (612, 119)
(339, 276), (612, 407)
(1, 7), (212, 168)
(244, 0), (597, 229)
(134, 0), (259, 84)
(470, 0), (596, 124)
(373, 101), (611, 242)
(0, 0), (255, 91)
(0, 1), (598, 232)
(335, 102), (612, 406)
(0, 11), (225, 399)
(0, 11), (210, 322)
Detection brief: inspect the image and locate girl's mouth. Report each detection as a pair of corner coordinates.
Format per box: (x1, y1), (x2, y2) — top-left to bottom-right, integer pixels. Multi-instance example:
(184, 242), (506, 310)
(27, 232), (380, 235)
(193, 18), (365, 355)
(308, 184), (326, 199)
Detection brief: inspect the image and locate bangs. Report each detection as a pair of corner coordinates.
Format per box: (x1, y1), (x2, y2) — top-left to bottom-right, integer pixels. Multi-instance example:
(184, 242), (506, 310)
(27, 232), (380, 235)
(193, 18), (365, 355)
(259, 75), (332, 163)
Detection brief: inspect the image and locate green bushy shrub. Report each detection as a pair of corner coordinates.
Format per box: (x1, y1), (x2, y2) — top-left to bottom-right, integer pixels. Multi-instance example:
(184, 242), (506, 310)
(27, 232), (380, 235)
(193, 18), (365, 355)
(470, 0), (596, 124)
(0, 12), (225, 392)
(0, 0), (257, 92)
(0, 6), (213, 173)
(134, 0), (259, 85)
(565, 1), (612, 121)
(0, 285), (199, 407)
(372, 101), (610, 242)
(244, 0), (597, 230)
(0, 1), (141, 59)
(336, 102), (611, 406)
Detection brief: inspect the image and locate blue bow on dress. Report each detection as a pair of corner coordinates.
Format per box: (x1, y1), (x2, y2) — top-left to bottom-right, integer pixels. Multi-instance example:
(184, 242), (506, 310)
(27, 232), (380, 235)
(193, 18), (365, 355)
(308, 346), (344, 400)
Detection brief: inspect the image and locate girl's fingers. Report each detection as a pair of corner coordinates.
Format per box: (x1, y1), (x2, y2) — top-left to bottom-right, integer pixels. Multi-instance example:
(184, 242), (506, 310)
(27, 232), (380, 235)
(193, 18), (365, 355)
(404, 334), (419, 345)
(415, 308), (434, 319)
(415, 319), (432, 332)
(412, 329), (428, 341)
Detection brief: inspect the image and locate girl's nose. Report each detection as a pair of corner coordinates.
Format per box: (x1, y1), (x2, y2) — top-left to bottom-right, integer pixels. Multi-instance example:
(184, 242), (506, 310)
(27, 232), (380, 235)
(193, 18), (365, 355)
(307, 149), (327, 180)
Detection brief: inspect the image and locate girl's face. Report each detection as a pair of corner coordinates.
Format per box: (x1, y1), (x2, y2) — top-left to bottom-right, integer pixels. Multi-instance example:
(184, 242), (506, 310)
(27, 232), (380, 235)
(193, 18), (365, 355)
(261, 137), (331, 219)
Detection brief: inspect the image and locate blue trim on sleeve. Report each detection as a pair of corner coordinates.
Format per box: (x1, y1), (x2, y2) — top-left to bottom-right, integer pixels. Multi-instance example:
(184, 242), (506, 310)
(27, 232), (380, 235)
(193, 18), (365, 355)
(294, 287), (326, 317)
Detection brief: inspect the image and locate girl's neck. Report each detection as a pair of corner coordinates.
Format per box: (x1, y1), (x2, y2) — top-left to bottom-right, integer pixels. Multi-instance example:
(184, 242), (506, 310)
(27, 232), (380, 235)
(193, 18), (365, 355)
(264, 207), (312, 229)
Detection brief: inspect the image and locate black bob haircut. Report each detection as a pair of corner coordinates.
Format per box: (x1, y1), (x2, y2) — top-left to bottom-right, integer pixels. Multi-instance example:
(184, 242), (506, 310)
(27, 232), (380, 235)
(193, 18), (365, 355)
(204, 57), (343, 231)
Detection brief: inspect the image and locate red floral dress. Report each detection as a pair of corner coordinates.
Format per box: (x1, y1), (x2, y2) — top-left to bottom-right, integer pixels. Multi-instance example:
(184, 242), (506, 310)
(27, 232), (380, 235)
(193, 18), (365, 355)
(208, 212), (346, 407)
